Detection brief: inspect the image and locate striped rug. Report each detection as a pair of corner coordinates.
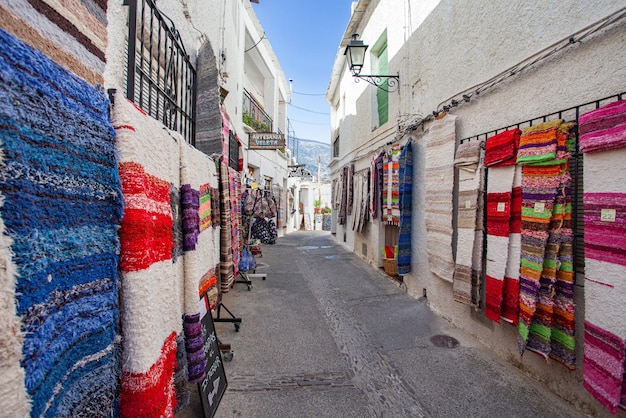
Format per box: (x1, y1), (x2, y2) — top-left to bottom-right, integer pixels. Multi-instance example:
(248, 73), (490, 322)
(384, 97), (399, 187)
(484, 128), (521, 322)
(397, 140), (413, 276)
(0, 28), (122, 417)
(424, 115), (457, 282)
(219, 161), (235, 292)
(0, 0), (108, 86)
(180, 141), (220, 386)
(581, 106), (626, 412)
(485, 165), (516, 322)
(112, 91), (183, 418)
(453, 139), (484, 306)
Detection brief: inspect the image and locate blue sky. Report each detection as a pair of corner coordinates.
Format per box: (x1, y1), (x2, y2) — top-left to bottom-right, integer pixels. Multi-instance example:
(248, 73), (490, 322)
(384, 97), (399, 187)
(251, 1), (354, 144)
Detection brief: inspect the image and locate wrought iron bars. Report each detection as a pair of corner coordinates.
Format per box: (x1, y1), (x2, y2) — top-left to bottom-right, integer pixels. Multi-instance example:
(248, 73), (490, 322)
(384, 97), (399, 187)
(124, 0), (196, 145)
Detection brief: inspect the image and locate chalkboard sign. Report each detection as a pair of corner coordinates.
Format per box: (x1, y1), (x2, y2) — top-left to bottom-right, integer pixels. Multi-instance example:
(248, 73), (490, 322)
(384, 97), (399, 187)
(198, 312), (228, 417)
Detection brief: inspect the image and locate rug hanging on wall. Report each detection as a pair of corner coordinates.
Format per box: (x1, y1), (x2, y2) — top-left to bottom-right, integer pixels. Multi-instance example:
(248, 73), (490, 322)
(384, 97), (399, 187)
(524, 123), (576, 369)
(112, 91), (184, 418)
(0, 28), (122, 417)
(483, 128), (520, 321)
(580, 100), (626, 413)
(516, 120), (577, 367)
(453, 139), (484, 306)
(397, 140), (413, 276)
(383, 145), (401, 225)
(424, 115), (457, 282)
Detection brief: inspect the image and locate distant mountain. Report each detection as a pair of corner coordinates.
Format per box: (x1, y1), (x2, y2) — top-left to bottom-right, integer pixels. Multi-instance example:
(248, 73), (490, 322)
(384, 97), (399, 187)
(290, 138), (331, 181)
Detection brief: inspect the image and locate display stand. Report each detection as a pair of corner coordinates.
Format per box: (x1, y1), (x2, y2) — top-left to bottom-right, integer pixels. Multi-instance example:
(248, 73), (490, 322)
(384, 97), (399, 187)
(213, 295), (241, 332)
(236, 214), (268, 290)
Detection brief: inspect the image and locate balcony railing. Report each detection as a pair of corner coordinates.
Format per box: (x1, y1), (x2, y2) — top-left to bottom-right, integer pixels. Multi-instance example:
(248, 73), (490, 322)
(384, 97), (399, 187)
(243, 89), (273, 132)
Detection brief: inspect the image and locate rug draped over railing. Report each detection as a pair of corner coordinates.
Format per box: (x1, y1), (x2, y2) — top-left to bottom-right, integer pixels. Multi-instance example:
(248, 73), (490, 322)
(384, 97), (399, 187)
(424, 116), (457, 282)
(453, 139), (484, 306)
(579, 100), (626, 414)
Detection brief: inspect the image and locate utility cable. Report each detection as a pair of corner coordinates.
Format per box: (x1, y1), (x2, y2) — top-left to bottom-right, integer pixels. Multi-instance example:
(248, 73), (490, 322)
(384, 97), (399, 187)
(288, 103), (330, 115)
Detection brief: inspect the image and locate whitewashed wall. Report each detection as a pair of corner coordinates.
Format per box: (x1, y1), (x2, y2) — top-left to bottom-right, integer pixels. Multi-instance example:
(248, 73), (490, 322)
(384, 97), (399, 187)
(329, 1), (626, 416)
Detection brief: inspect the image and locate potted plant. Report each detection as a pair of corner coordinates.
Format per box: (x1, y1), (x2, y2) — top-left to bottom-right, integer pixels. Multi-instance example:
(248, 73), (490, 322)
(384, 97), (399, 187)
(314, 199), (322, 214)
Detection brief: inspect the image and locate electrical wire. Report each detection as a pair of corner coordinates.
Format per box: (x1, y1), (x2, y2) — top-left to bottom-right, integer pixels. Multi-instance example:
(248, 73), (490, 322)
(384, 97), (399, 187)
(245, 33), (266, 53)
(434, 6), (626, 115)
(288, 103), (330, 115)
(288, 118), (329, 126)
(292, 91), (326, 96)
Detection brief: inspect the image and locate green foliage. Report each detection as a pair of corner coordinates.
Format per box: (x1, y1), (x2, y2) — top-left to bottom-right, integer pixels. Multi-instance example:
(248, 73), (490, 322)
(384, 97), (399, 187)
(243, 110), (271, 132)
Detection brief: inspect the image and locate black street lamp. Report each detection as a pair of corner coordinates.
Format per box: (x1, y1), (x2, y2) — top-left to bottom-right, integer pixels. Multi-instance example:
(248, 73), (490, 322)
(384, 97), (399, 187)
(343, 34), (400, 92)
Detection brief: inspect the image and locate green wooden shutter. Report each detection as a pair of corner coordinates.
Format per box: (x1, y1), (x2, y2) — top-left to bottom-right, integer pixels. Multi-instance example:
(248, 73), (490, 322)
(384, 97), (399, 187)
(377, 44), (389, 125)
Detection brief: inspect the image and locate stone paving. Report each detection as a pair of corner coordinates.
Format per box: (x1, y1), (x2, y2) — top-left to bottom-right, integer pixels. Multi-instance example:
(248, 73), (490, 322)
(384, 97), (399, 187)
(176, 231), (585, 418)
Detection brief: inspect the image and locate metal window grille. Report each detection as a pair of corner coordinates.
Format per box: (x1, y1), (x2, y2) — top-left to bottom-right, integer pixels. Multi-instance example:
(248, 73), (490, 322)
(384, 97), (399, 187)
(243, 89), (273, 132)
(458, 92), (625, 284)
(124, 0), (196, 145)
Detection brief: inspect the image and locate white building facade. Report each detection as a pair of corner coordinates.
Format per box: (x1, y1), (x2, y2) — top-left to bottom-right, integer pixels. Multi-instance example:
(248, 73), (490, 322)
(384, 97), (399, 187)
(327, 1), (626, 416)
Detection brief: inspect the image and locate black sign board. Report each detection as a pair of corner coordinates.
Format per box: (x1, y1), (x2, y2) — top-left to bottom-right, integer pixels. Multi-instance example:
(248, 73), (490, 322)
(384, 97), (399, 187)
(198, 312), (228, 417)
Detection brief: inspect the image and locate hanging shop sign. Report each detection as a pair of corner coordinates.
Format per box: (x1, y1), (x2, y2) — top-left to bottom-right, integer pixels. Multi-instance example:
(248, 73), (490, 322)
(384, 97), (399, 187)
(198, 312), (228, 418)
(249, 132), (285, 149)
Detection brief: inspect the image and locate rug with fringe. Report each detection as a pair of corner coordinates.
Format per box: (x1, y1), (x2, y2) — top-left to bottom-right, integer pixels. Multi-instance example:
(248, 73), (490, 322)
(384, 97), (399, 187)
(453, 139), (484, 306)
(516, 120), (576, 370)
(424, 115), (457, 282)
(0, 28), (122, 417)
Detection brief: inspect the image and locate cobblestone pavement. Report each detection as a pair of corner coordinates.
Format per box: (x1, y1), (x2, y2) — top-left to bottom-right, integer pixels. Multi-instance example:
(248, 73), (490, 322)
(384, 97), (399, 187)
(176, 231), (585, 418)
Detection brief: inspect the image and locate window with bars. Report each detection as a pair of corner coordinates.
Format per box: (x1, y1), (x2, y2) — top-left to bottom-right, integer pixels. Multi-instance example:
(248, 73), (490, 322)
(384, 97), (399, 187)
(124, 0), (196, 145)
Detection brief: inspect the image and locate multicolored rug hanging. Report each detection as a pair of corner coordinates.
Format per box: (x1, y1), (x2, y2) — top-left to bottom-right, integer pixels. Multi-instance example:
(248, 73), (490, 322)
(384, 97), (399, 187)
(112, 91), (183, 417)
(0, 28), (122, 417)
(525, 123), (576, 369)
(397, 140), (413, 276)
(180, 141), (221, 385)
(484, 128), (520, 321)
(219, 161), (236, 292)
(516, 120), (576, 370)
(424, 115), (457, 282)
(580, 100), (626, 413)
(383, 145), (401, 225)
(453, 139), (484, 306)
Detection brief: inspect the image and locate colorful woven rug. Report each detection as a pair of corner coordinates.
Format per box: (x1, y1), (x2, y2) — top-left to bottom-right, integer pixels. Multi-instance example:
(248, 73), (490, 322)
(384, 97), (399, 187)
(383, 146), (401, 225)
(0, 0), (108, 86)
(516, 120), (561, 165)
(453, 139), (484, 306)
(517, 163), (562, 356)
(579, 99), (626, 154)
(484, 129), (521, 321)
(501, 166), (522, 324)
(112, 91), (183, 417)
(219, 161), (235, 292)
(338, 166), (348, 225)
(0, 28), (122, 417)
(581, 118), (626, 412)
(485, 165), (516, 322)
(397, 140), (413, 276)
(424, 115), (457, 282)
(180, 141), (221, 385)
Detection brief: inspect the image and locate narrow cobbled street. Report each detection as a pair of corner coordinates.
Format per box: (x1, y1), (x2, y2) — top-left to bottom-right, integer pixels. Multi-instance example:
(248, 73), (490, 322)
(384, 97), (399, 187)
(178, 231), (584, 418)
